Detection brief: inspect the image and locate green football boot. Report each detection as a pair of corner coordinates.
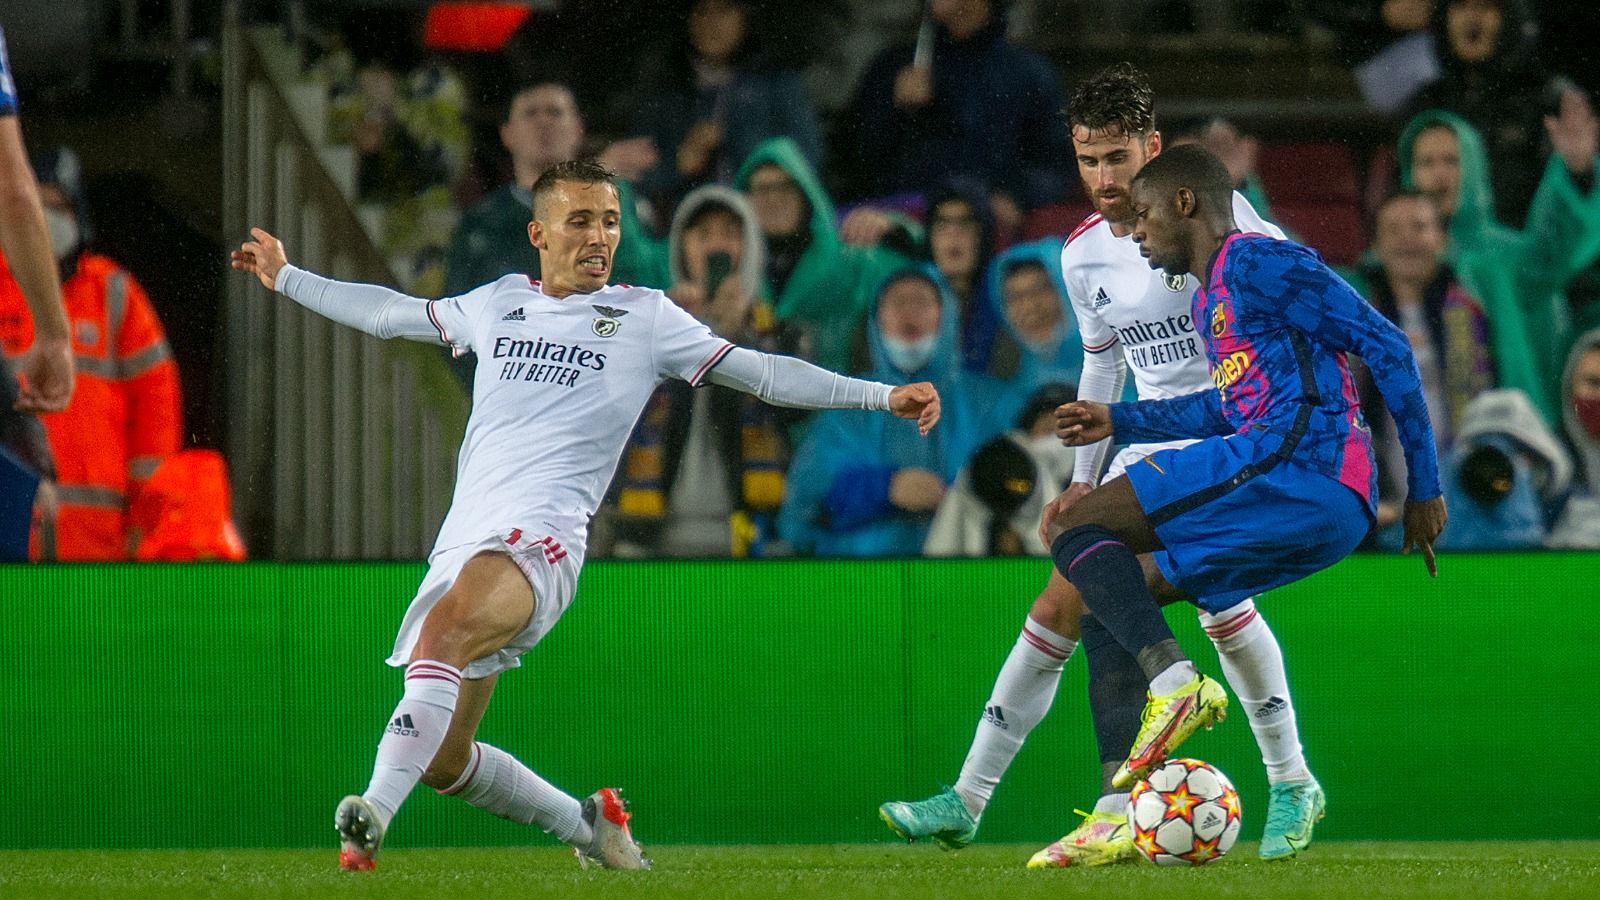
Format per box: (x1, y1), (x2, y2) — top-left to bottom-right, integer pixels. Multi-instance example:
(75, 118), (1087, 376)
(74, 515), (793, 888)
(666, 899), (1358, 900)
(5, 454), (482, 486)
(879, 786), (980, 850)
(1259, 777), (1326, 860)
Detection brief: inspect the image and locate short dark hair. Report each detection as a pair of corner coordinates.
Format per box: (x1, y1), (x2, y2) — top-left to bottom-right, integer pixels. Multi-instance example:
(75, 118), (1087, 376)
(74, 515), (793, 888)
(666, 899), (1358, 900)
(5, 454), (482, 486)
(1068, 62), (1156, 137)
(1001, 258), (1049, 284)
(1131, 143), (1232, 211)
(683, 198), (741, 231)
(531, 159), (618, 217)
(1369, 187), (1446, 235)
(502, 81), (574, 124)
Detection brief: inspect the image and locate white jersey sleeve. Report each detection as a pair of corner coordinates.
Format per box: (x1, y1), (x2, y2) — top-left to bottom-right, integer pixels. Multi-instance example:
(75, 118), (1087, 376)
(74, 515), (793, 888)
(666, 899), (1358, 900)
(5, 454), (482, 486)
(1061, 236), (1120, 356)
(427, 280), (503, 357)
(652, 293), (735, 385)
(273, 263), (493, 355)
(1233, 192), (1286, 240)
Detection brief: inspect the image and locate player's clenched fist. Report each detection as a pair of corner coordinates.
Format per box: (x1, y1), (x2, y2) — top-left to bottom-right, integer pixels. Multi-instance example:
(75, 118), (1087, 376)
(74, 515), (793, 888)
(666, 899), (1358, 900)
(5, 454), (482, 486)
(229, 227), (290, 291)
(1055, 400), (1112, 445)
(889, 382), (941, 436)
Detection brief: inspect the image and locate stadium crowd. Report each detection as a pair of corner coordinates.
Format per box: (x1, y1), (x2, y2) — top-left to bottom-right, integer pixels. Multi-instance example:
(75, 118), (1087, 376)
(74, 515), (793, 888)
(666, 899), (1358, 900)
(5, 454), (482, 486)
(4, 0), (1599, 559)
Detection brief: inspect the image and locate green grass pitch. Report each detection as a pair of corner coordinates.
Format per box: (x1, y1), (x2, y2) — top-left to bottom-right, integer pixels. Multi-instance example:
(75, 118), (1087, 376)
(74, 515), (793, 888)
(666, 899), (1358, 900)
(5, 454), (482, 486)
(2, 843), (1597, 899)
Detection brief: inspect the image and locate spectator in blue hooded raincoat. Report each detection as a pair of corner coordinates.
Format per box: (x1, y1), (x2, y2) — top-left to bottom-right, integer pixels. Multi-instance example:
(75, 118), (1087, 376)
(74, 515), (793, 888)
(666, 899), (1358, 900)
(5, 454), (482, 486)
(778, 266), (1008, 556)
(985, 237), (1084, 394)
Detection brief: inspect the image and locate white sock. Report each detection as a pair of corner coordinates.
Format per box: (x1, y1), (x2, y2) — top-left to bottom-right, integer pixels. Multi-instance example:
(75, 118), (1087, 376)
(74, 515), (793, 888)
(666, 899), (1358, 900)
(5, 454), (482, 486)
(1094, 791), (1131, 815)
(1200, 600), (1308, 783)
(954, 617), (1076, 818)
(1149, 660), (1198, 695)
(362, 660), (461, 829)
(439, 742), (592, 847)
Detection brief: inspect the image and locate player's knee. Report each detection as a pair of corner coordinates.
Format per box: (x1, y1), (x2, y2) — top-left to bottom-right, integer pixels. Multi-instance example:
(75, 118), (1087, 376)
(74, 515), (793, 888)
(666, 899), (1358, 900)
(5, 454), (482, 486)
(416, 576), (533, 665)
(1030, 580), (1086, 638)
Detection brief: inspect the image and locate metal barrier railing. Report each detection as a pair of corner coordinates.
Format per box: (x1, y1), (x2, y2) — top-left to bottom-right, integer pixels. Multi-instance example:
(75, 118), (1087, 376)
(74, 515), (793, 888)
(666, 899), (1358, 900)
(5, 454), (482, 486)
(221, 21), (467, 559)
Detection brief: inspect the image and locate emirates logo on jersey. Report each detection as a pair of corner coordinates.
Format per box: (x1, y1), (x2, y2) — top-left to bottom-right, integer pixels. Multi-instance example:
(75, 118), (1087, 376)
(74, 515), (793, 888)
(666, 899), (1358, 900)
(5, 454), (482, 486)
(591, 304), (627, 337)
(1163, 272), (1187, 292)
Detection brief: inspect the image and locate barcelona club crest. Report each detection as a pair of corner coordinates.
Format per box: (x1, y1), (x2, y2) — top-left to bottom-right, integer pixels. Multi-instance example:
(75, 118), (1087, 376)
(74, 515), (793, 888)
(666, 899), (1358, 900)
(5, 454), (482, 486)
(591, 304), (627, 337)
(1163, 272), (1187, 292)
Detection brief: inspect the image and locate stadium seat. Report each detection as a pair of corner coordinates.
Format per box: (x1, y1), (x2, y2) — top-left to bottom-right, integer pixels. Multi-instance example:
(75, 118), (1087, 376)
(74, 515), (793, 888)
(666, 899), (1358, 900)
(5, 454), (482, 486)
(1022, 202), (1096, 242)
(1258, 143), (1360, 205)
(1270, 202), (1367, 266)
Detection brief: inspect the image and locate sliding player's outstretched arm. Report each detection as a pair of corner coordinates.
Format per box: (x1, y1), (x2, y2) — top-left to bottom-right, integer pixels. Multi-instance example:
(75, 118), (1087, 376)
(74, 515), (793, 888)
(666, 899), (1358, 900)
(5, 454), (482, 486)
(230, 227), (455, 344)
(705, 347), (940, 435)
(650, 294), (940, 434)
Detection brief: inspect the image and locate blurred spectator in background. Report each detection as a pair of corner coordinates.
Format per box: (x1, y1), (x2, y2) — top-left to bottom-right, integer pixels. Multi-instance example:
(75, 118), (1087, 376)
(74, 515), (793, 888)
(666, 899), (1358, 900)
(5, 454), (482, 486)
(0, 148), (180, 560)
(629, 0), (824, 217)
(923, 180), (1010, 375)
(1550, 328), (1600, 547)
(604, 185), (796, 558)
(779, 267), (1006, 556)
(130, 449), (247, 562)
(1405, 0), (1584, 228)
(987, 239), (1083, 392)
(1436, 389), (1569, 549)
(925, 381), (1075, 556)
(1309, 0), (1439, 115)
(1171, 117), (1285, 235)
(445, 81), (656, 295)
(734, 137), (907, 372)
(1399, 108), (1600, 426)
(836, 0), (1069, 237)
(1347, 191), (1495, 530)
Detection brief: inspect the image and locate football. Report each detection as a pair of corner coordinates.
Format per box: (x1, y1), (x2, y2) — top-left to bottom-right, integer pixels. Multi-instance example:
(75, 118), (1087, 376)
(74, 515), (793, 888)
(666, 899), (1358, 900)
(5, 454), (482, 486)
(1128, 758), (1242, 866)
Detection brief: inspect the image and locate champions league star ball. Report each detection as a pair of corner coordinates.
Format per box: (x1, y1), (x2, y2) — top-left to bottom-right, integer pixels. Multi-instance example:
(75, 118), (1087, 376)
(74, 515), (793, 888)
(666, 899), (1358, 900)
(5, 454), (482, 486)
(1128, 758), (1242, 866)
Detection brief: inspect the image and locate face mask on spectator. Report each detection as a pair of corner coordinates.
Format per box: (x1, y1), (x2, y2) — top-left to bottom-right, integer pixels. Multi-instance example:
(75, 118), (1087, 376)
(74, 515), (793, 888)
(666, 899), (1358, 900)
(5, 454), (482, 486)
(1027, 434), (1075, 486)
(1575, 395), (1600, 440)
(882, 334), (938, 374)
(44, 207), (78, 262)
(1021, 324), (1065, 357)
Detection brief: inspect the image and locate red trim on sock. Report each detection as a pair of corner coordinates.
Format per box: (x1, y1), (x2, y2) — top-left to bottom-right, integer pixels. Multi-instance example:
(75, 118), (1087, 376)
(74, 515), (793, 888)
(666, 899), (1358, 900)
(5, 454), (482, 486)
(1020, 626), (1072, 661)
(1203, 608), (1258, 641)
(405, 662), (462, 685)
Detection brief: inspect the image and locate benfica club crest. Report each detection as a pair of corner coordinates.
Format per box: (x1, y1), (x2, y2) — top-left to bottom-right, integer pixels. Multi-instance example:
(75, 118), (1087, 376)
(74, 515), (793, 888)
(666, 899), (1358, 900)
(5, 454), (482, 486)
(1163, 272), (1187, 292)
(591, 304), (627, 337)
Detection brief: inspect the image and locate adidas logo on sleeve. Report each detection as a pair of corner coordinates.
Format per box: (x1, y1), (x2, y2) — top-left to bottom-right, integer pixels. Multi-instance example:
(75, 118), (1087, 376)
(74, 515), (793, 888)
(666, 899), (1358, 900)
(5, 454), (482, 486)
(501, 307), (526, 321)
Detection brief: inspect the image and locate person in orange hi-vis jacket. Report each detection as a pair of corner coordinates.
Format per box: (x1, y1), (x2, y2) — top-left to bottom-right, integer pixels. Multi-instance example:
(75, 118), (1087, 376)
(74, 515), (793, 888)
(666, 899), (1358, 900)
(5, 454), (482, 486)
(0, 148), (181, 560)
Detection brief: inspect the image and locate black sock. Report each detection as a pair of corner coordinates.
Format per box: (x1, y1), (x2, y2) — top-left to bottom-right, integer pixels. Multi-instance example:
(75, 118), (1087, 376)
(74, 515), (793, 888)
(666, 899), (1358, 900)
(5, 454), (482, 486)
(1051, 524), (1184, 672)
(1082, 614), (1146, 793)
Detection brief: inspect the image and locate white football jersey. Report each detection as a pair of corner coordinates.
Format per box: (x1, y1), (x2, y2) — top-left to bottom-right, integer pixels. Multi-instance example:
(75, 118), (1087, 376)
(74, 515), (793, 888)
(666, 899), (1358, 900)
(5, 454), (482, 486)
(425, 276), (731, 562)
(1059, 191), (1285, 400)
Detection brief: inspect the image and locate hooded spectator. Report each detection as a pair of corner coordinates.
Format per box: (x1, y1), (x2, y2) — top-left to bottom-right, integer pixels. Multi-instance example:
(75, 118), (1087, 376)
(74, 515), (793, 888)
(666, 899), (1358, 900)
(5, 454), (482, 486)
(985, 239), (1083, 391)
(1398, 108), (1600, 424)
(605, 185), (798, 558)
(778, 267), (1007, 556)
(734, 137), (908, 371)
(1550, 328), (1600, 547)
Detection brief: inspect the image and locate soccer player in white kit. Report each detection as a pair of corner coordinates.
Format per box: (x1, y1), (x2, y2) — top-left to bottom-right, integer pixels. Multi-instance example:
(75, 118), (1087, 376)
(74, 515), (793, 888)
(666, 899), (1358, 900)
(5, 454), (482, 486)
(879, 64), (1324, 865)
(231, 160), (941, 872)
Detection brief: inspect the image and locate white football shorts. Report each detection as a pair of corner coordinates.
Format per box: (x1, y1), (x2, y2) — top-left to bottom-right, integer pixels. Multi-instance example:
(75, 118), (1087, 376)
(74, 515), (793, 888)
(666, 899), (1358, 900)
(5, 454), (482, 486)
(388, 527), (580, 679)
